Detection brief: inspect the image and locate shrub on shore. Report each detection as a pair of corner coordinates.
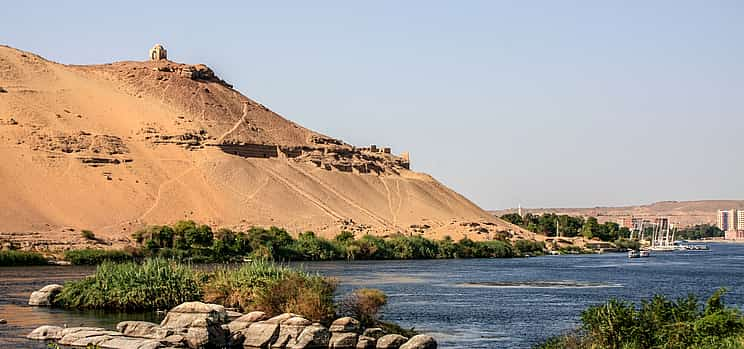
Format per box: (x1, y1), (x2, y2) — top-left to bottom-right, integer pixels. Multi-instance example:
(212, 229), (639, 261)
(54, 258), (202, 311)
(0, 250), (48, 266)
(340, 288), (388, 328)
(536, 289), (744, 349)
(63, 248), (135, 265)
(203, 260), (337, 323)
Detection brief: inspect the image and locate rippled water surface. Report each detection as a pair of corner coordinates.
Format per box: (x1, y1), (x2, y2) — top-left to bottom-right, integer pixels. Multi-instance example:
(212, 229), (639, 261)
(2, 243), (744, 348)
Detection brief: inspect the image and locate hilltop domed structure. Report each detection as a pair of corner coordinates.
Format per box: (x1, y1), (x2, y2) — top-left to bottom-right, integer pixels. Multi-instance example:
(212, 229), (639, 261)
(149, 44), (167, 61)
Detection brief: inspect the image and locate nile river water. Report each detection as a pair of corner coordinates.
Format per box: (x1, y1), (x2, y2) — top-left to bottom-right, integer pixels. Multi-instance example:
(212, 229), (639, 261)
(2, 243), (744, 348)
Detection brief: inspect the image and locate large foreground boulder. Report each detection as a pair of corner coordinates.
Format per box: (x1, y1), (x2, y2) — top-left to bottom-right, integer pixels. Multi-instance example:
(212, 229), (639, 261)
(356, 336), (377, 349)
(361, 328), (385, 339)
(97, 336), (164, 349)
(29, 325), (167, 348)
(289, 324), (331, 349)
(242, 321), (280, 348)
(57, 328), (123, 346)
(329, 332), (358, 349)
(27, 325), (64, 340)
(160, 301), (228, 348)
(229, 311), (270, 333)
(329, 317), (360, 333)
(116, 321), (175, 339)
(375, 334), (408, 349)
(28, 284), (63, 306)
(399, 335), (437, 349)
(271, 316), (312, 348)
(161, 301), (228, 328)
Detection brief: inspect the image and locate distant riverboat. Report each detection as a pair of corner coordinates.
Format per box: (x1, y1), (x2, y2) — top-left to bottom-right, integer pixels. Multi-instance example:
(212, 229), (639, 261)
(675, 243), (710, 251)
(628, 249), (651, 258)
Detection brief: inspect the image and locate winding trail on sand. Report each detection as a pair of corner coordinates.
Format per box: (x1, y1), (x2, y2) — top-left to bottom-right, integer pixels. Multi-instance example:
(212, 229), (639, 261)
(216, 102), (248, 143)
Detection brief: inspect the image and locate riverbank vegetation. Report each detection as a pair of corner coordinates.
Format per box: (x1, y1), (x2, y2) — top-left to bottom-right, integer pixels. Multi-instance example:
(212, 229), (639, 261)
(63, 248), (136, 265)
(501, 213), (631, 242)
(53, 259), (337, 323)
(676, 224), (724, 240)
(122, 220), (544, 263)
(54, 259), (202, 311)
(536, 289), (744, 349)
(0, 250), (48, 266)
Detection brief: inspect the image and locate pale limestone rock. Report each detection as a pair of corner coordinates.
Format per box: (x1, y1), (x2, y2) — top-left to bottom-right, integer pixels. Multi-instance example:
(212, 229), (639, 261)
(160, 301), (228, 348)
(228, 311), (269, 332)
(58, 329), (122, 346)
(28, 284), (63, 306)
(399, 335), (437, 349)
(98, 336), (164, 349)
(27, 325), (64, 340)
(270, 316), (312, 348)
(375, 334), (408, 349)
(242, 321), (280, 348)
(265, 313), (297, 324)
(116, 321), (174, 339)
(185, 326), (227, 348)
(289, 324), (331, 349)
(329, 332), (358, 349)
(362, 328), (385, 339)
(329, 317), (360, 333)
(356, 336), (377, 349)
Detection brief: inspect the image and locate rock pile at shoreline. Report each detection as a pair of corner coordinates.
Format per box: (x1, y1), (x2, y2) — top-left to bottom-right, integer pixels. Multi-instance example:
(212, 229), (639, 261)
(27, 301), (437, 349)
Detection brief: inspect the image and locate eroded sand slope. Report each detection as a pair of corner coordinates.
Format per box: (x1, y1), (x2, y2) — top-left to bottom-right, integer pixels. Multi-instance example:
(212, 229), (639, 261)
(0, 46), (532, 247)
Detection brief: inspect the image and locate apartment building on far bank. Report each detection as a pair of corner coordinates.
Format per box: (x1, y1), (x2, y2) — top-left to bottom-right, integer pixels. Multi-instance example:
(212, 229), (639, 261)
(718, 209), (744, 240)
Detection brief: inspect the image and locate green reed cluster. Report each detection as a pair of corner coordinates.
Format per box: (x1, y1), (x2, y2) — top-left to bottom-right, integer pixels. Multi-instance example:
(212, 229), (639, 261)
(0, 250), (48, 266)
(54, 258), (202, 311)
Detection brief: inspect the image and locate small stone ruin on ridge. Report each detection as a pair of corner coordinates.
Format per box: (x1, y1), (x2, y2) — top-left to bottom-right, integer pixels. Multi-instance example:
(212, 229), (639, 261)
(149, 44), (167, 61)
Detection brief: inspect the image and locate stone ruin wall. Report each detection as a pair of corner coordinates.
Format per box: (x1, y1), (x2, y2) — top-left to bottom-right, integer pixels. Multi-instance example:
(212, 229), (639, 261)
(211, 141), (410, 175)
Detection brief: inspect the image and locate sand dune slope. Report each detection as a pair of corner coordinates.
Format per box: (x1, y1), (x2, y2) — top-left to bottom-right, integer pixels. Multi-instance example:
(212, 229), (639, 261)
(0, 46), (532, 246)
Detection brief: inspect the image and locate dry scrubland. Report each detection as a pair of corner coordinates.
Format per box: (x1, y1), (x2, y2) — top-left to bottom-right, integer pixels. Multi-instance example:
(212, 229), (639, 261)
(0, 45), (535, 249)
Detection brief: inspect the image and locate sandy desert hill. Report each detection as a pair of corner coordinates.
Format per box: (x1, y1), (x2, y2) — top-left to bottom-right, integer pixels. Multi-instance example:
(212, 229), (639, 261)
(491, 200), (744, 227)
(0, 45), (533, 249)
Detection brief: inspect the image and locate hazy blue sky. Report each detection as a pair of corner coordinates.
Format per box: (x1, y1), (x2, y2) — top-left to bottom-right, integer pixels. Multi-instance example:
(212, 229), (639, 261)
(4, 1), (742, 209)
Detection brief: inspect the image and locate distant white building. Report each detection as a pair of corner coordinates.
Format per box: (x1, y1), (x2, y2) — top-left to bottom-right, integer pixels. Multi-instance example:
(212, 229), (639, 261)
(717, 209), (733, 231)
(718, 209), (744, 239)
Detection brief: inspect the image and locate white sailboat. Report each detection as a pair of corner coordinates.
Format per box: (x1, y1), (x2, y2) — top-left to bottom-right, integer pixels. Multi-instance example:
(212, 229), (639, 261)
(649, 217), (676, 252)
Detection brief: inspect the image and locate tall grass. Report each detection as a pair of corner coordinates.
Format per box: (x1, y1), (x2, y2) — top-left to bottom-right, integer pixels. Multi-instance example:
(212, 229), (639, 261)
(64, 249), (134, 265)
(203, 260), (337, 323)
(54, 259), (202, 311)
(53, 259), (336, 322)
(0, 250), (48, 266)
